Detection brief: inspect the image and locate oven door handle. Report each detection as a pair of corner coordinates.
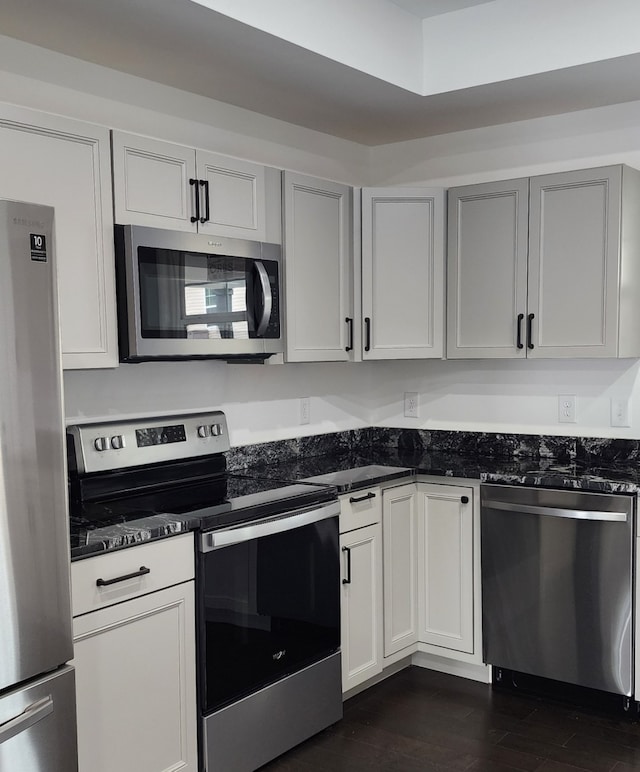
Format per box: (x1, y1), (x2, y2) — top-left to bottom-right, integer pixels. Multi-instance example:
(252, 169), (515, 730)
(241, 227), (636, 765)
(200, 501), (340, 552)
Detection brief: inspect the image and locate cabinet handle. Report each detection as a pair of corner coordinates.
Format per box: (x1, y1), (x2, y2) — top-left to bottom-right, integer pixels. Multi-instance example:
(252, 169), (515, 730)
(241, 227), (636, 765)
(516, 313), (524, 349)
(345, 317), (353, 352)
(364, 317), (371, 352)
(461, 496), (469, 504)
(342, 546), (351, 585)
(349, 491), (376, 504)
(527, 313), (535, 349)
(96, 566), (151, 587)
(189, 178), (200, 223)
(200, 179), (210, 224)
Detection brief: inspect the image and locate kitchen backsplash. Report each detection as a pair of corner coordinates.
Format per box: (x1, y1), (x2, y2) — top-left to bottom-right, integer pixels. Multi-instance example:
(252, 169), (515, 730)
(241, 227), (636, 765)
(226, 427), (640, 470)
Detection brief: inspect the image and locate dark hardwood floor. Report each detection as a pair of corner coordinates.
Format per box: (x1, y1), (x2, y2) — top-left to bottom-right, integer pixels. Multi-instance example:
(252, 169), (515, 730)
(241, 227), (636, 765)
(262, 666), (640, 771)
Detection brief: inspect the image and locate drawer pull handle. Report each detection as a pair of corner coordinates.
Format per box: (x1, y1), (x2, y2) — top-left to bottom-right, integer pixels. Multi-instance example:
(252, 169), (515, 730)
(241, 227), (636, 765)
(96, 566), (151, 587)
(461, 496), (469, 504)
(349, 492), (376, 504)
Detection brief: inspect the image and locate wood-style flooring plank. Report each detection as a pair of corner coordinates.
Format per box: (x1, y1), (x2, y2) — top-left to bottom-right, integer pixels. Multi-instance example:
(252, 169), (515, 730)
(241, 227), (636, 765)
(261, 666), (640, 772)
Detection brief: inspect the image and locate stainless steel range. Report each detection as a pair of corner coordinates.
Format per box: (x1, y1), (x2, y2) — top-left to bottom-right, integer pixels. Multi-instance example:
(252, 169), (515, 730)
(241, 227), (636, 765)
(66, 411), (342, 771)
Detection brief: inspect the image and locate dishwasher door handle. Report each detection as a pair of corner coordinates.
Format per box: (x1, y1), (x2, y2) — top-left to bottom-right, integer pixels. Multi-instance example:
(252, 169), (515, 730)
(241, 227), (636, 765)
(483, 499), (628, 522)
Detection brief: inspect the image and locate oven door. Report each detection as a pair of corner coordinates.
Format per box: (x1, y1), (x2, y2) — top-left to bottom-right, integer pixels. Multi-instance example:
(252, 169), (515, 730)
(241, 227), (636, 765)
(198, 502), (340, 715)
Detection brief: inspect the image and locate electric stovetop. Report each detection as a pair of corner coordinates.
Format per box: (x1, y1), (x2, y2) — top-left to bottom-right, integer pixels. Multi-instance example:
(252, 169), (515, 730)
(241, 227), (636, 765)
(69, 473), (336, 553)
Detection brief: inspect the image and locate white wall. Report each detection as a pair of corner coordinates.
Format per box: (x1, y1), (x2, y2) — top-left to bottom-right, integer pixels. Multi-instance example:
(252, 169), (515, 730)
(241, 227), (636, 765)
(63, 361), (373, 446)
(368, 359), (640, 438)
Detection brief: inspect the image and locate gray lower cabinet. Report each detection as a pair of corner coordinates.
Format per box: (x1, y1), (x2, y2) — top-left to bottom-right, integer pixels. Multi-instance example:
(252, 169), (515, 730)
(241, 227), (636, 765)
(71, 535), (197, 772)
(447, 165), (640, 358)
(339, 488), (383, 692)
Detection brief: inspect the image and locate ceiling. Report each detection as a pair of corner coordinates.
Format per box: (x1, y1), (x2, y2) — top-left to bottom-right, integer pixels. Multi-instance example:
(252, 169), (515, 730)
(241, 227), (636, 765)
(388, 0), (495, 17)
(2, 0), (640, 146)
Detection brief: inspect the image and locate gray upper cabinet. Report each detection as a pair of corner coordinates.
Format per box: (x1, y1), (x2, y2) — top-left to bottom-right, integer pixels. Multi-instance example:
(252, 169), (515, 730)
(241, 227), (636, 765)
(111, 131), (281, 243)
(362, 188), (445, 360)
(0, 104), (117, 369)
(283, 171), (355, 362)
(447, 165), (640, 359)
(447, 178), (529, 358)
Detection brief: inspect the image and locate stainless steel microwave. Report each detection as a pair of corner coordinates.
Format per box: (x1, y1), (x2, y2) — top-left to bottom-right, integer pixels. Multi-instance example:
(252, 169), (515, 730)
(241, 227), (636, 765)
(115, 225), (284, 362)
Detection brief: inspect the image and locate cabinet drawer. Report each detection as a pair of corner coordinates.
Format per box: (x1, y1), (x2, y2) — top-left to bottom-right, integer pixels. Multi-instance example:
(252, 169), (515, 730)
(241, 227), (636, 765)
(340, 487), (381, 533)
(71, 533), (194, 617)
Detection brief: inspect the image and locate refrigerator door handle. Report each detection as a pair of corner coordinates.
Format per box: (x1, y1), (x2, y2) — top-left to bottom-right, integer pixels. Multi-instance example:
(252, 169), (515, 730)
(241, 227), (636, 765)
(0, 695), (53, 745)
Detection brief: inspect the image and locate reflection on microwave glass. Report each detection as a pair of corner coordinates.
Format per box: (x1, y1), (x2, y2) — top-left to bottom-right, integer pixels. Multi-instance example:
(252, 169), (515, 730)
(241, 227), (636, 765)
(184, 283), (249, 339)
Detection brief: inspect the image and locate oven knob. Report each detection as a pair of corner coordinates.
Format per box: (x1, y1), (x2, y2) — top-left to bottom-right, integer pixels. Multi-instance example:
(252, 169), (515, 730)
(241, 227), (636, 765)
(210, 424), (223, 436)
(197, 425), (211, 438)
(94, 436), (109, 452)
(110, 435), (125, 450)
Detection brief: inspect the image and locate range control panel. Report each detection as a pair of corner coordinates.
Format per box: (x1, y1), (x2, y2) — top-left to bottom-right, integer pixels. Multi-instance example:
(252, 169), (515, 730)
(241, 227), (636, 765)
(67, 411), (230, 474)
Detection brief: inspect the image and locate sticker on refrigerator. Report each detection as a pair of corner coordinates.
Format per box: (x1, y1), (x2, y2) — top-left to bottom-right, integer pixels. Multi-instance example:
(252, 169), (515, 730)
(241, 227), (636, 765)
(30, 233), (47, 262)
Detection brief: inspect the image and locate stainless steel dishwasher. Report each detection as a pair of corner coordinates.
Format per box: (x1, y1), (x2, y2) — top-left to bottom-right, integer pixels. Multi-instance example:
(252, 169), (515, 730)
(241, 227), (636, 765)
(481, 484), (634, 700)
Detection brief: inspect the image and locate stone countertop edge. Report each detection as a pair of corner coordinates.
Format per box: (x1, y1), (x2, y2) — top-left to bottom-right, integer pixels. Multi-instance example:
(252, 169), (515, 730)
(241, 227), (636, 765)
(70, 514), (201, 562)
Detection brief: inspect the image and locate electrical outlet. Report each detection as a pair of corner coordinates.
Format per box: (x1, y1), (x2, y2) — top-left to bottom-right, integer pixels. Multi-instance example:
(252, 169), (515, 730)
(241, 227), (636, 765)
(558, 394), (576, 423)
(404, 392), (419, 418)
(611, 397), (631, 427)
(300, 397), (310, 425)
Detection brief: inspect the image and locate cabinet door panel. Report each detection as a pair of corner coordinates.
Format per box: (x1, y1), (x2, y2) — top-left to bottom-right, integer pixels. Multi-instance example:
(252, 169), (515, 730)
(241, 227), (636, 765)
(362, 188), (444, 359)
(340, 523), (383, 692)
(383, 485), (418, 657)
(528, 167), (621, 357)
(447, 179), (529, 358)
(0, 108), (117, 368)
(417, 484), (473, 654)
(73, 582), (197, 772)
(198, 151), (267, 240)
(284, 172), (353, 361)
(112, 131), (196, 231)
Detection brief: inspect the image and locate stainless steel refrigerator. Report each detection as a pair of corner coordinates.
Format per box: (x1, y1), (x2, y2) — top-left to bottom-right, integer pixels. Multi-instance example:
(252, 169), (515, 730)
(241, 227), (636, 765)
(0, 201), (77, 770)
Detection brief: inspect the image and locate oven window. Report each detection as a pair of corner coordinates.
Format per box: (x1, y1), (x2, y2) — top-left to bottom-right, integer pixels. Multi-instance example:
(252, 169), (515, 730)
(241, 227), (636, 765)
(199, 516), (340, 713)
(137, 247), (279, 339)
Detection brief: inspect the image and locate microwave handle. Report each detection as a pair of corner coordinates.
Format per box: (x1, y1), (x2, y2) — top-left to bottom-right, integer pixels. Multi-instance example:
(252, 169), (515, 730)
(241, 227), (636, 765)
(254, 260), (272, 337)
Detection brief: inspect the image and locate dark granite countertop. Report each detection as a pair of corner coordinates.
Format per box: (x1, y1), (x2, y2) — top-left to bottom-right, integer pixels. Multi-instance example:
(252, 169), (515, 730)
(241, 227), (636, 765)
(248, 448), (640, 496)
(70, 443), (640, 561)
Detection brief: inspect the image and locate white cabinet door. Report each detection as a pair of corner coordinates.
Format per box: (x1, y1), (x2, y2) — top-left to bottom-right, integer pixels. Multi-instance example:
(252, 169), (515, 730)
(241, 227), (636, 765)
(447, 165), (640, 360)
(198, 150), (267, 240)
(112, 131), (197, 231)
(382, 484), (418, 657)
(340, 523), (383, 692)
(0, 105), (117, 369)
(73, 581), (197, 772)
(447, 179), (529, 358)
(528, 166), (621, 358)
(417, 483), (474, 654)
(283, 172), (353, 361)
(362, 187), (445, 359)
(112, 131), (272, 241)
